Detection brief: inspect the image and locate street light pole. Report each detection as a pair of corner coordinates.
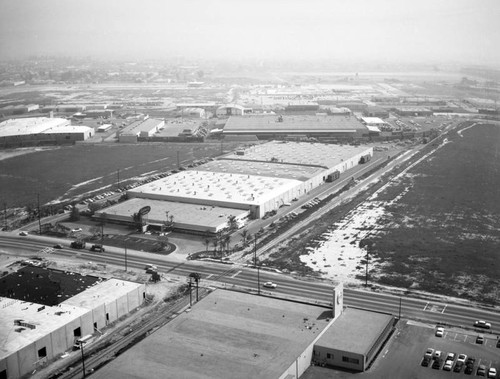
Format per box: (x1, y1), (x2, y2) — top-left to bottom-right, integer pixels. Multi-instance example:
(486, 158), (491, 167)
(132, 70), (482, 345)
(365, 250), (369, 287)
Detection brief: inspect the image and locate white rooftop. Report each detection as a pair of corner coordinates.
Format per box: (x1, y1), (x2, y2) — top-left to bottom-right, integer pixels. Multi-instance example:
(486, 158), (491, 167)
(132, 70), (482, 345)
(0, 296), (88, 360)
(222, 141), (372, 169)
(361, 117), (386, 124)
(0, 117), (69, 137)
(63, 278), (143, 309)
(128, 170), (302, 206)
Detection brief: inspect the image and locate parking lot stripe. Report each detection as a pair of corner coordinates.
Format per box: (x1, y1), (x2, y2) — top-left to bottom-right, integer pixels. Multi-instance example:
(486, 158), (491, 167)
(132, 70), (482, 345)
(441, 304), (447, 313)
(423, 302), (429, 311)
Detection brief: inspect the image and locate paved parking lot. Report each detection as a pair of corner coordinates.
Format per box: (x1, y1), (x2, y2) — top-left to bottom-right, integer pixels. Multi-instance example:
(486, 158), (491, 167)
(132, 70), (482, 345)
(302, 319), (500, 379)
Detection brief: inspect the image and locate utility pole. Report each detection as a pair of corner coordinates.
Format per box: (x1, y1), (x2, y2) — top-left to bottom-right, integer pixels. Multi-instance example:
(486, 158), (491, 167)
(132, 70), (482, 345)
(124, 246), (128, 271)
(37, 193), (42, 235)
(365, 250), (369, 287)
(79, 341), (86, 378)
(177, 151), (180, 169)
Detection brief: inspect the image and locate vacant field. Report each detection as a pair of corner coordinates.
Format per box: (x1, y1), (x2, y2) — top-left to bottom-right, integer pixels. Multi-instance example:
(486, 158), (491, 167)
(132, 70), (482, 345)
(361, 123), (500, 304)
(0, 142), (243, 207)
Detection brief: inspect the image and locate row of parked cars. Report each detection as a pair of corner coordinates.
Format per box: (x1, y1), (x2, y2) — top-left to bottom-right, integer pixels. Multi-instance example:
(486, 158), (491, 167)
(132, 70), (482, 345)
(301, 197), (321, 209)
(422, 349), (497, 377)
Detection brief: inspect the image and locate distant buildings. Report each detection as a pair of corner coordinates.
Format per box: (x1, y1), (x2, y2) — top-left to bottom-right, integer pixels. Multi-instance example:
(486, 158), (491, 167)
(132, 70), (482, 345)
(118, 118), (165, 143)
(0, 117), (94, 147)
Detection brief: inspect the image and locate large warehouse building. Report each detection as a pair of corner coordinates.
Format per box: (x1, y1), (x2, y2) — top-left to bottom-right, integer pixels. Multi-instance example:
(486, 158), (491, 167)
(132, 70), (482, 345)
(0, 117), (94, 147)
(108, 142), (372, 232)
(222, 114), (369, 140)
(92, 286), (395, 379)
(0, 269), (145, 379)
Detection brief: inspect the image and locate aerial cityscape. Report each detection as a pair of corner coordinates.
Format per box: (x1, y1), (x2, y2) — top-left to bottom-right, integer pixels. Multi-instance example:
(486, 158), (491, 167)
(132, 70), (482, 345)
(0, 1), (499, 378)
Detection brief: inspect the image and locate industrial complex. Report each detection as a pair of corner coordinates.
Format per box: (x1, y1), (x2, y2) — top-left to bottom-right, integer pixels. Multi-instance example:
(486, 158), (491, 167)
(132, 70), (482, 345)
(91, 287), (394, 379)
(97, 141), (372, 232)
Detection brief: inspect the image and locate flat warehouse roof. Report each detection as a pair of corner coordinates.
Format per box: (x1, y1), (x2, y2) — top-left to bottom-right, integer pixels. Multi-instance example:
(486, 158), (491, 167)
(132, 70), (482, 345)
(91, 290), (332, 379)
(316, 308), (394, 355)
(0, 297), (88, 360)
(200, 159), (324, 182)
(0, 117), (69, 137)
(128, 170), (302, 206)
(98, 198), (249, 229)
(223, 115), (366, 133)
(223, 141), (373, 169)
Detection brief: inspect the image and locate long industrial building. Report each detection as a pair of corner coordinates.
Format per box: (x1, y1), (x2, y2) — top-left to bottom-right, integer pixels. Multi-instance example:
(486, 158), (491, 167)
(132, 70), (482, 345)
(107, 142), (372, 233)
(0, 269), (145, 379)
(222, 114), (369, 140)
(0, 117), (94, 147)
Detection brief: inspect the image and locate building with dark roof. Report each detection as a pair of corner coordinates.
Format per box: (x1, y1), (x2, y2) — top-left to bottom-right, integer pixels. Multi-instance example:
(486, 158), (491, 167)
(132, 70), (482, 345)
(223, 115), (368, 141)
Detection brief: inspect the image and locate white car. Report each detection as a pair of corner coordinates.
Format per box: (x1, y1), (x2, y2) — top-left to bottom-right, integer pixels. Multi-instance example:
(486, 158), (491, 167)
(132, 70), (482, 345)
(19, 231), (28, 236)
(71, 228), (82, 233)
(474, 320), (492, 329)
(263, 281), (277, 289)
(435, 327), (444, 337)
(488, 367), (497, 378)
(443, 360), (453, 371)
(457, 354), (467, 363)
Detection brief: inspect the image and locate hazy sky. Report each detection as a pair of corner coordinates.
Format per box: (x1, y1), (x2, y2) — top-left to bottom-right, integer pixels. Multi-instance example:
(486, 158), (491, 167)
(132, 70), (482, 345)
(1, 0), (499, 65)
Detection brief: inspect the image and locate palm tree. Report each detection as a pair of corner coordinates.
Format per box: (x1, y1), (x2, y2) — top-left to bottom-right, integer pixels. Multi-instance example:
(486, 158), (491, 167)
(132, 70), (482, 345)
(212, 239), (218, 258)
(189, 272), (201, 302)
(204, 237), (210, 254)
(240, 229), (248, 247)
(223, 235), (231, 257)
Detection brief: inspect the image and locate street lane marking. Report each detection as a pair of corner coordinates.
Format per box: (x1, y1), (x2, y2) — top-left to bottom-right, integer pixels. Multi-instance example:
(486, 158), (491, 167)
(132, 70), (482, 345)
(206, 274), (213, 279)
(230, 270), (242, 278)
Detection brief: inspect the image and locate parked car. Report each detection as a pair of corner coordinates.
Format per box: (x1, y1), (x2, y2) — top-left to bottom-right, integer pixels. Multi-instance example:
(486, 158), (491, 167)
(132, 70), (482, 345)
(474, 320), (492, 329)
(424, 348), (434, 359)
(263, 281), (277, 288)
(433, 350), (442, 359)
(496, 339), (500, 348)
(446, 352), (455, 361)
(457, 354), (468, 364)
(71, 228), (83, 233)
(453, 361), (464, 373)
(476, 334), (485, 344)
(432, 358), (443, 370)
(421, 357), (431, 367)
(477, 364), (487, 376)
(19, 231), (28, 236)
(443, 360), (453, 371)
(435, 327), (444, 337)
(53, 244), (63, 249)
(488, 368), (497, 378)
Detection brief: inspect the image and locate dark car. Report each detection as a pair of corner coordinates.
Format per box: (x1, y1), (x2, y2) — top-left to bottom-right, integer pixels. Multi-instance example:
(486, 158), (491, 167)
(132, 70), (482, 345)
(90, 244), (105, 252)
(432, 359), (442, 370)
(497, 339), (500, 348)
(476, 334), (485, 344)
(421, 357), (431, 367)
(53, 244), (63, 249)
(477, 364), (487, 376)
(454, 361), (464, 373)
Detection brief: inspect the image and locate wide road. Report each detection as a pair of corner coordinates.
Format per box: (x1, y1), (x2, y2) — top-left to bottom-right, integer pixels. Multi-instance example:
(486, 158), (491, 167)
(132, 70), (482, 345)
(1, 233), (499, 335)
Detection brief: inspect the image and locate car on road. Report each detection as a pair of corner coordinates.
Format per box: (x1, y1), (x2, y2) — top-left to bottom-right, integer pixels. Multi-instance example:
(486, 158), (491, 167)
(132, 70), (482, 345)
(263, 281), (277, 288)
(71, 228), (83, 233)
(424, 348), (434, 359)
(474, 320), (492, 329)
(457, 353), (468, 364)
(145, 264), (157, 273)
(19, 231), (28, 236)
(435, 327), (444, 337)
(488, 367), (497, 378)
(477, 364), (487, 376)
(90, 244), (105, 252)
(53, 244), (63, 249)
